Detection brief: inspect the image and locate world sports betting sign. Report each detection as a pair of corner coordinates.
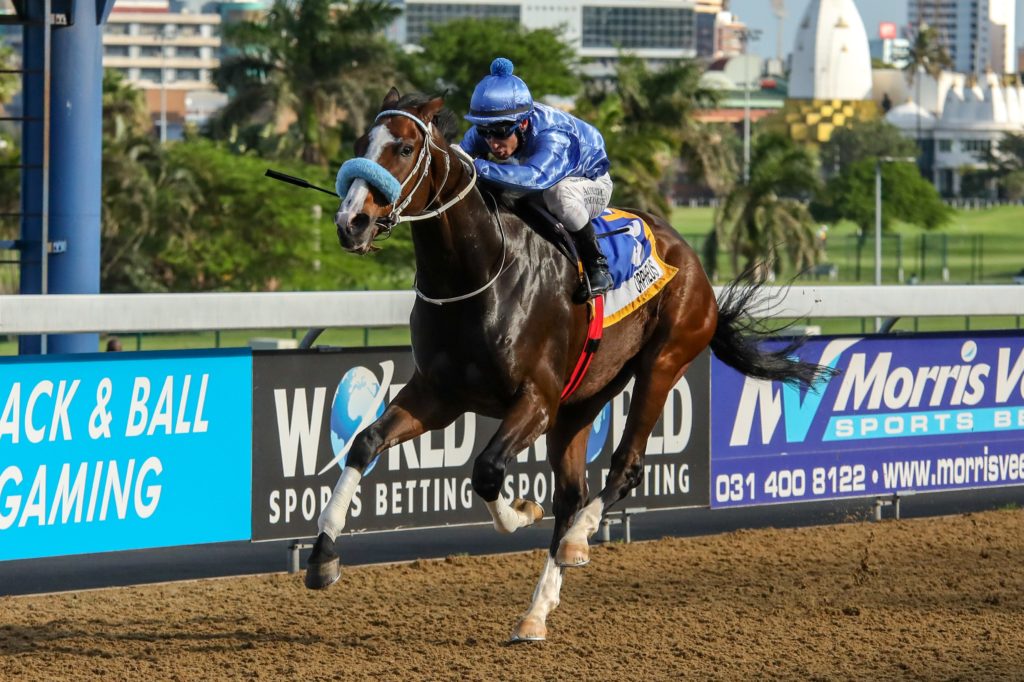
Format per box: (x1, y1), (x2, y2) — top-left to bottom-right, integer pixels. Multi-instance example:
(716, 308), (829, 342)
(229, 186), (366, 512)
(711, 331), (1024, 508)
(250, 348), (710, 541)
(0, 349), (252, 561)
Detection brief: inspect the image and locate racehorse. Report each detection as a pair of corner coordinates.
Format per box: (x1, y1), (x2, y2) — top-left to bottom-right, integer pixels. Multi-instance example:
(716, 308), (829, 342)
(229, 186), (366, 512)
(306, 89), (832, 642)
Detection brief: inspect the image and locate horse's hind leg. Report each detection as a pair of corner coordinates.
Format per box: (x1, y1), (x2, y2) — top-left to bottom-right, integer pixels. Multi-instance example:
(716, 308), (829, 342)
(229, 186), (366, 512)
(511, 419), (590, 642)
(557, 353), (696, 567)
(305, 375), (461, 589)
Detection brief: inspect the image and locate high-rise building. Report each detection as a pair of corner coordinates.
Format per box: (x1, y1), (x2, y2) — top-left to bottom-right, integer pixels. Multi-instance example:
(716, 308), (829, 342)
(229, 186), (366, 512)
(105, 1), (224, 139)
(695, 1), (725, 57)
(908, 0), (1016, 75)
(399, 0), (697, 66)
(713, 11), (746, 58)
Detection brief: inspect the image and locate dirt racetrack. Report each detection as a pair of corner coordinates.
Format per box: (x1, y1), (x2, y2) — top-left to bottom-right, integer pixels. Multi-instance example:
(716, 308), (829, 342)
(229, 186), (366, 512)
(2, 509), (1023, 681)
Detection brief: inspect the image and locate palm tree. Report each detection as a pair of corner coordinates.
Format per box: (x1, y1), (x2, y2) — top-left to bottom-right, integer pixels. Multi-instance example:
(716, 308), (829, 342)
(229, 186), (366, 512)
(576, 56), (734, 211)
(712, 133), (822, 278)
(903, 23), (953, 144)
(101, 70), (200, 292)
(211, 0), (403, 167)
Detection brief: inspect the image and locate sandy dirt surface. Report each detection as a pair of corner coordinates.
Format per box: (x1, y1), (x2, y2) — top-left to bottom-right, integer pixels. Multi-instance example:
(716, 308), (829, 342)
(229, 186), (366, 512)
(2, 509), (1023, 681)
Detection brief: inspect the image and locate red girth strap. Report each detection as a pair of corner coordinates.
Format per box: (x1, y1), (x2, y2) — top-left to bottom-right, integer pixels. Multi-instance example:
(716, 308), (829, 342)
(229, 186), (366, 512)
(560, 295), (604, 401)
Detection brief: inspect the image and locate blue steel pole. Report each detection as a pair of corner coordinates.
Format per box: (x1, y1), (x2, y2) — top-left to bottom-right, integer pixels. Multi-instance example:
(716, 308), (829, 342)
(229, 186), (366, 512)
(46, 0), (103, 354)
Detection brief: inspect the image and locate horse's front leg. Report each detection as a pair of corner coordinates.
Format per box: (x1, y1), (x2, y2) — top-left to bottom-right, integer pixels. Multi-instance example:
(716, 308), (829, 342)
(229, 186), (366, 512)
(305, 376), (461, 589)
(472, 382), (557, 535)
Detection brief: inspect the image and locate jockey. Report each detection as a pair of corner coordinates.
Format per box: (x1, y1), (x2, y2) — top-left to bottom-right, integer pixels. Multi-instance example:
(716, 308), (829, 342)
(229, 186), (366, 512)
(460, 57), (614, 303)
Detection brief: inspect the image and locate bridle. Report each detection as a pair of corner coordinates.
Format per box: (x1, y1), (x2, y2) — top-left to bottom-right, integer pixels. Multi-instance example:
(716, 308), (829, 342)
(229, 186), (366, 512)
(369, 109), (510, 306)
(372, 109), (478, 229)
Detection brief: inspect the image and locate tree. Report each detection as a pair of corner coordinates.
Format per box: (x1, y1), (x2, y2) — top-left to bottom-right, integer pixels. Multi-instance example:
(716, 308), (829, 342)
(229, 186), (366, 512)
(974, 132), (1024, 198)
(0, 44), (20, 249)
(0, 44), (17, 105)
(818, 119), (919, 179)
(813, 158), (952, 236)
(574, 56), (730, 212)
(407, 18), (580, 130)
(211, 0), (403, 167)
(713, 133), (822, 277)
(903, 23), (952, 142)
(101, 70), (173, 292)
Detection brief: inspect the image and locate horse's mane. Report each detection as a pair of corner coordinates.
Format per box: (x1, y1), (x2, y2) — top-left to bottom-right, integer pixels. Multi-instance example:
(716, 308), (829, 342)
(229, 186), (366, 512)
(394, 92), (459, 144)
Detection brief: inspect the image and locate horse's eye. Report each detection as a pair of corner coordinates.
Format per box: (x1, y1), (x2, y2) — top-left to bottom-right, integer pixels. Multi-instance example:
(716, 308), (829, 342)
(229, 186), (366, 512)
(400, 145), (414, 157)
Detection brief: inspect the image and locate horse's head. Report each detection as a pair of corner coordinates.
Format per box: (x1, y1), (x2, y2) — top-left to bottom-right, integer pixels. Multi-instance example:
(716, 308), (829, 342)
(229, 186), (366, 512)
(334, 88), (453, 254)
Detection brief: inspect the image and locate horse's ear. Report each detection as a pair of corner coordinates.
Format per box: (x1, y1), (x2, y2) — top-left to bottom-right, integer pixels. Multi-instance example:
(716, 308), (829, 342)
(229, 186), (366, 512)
(382, 87), (401, 110)
(420, 96), (445, 124)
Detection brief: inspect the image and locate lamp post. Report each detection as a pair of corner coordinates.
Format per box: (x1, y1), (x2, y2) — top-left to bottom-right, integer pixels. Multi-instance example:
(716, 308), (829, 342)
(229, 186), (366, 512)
(874, 156), (917, 329)
(738, 28), (762, 185)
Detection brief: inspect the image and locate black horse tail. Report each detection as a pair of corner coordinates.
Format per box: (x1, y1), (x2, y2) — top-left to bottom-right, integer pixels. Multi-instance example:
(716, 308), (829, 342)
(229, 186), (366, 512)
(710, 276), (839, 388)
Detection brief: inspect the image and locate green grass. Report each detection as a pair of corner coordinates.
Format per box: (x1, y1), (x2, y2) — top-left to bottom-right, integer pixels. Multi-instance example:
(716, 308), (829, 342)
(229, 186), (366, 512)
(670, 204), (1024, 285)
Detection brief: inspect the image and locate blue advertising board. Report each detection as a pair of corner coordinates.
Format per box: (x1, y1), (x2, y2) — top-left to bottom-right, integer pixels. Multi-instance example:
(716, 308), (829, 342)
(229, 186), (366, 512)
(0, 349), (252, 560)
(711, 331), (1024, 508)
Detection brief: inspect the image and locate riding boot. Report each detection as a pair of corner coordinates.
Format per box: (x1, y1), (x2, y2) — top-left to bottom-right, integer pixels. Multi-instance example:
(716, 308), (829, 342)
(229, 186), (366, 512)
(571, 221), (613, 304)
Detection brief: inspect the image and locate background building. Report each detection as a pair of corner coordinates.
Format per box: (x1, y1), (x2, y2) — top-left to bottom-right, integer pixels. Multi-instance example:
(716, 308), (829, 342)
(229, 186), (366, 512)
(695, 0), (725, 57)
(869, 22), (910, 69)
(885, 71), (1024, 196)
(780, 0), (877, 145)
(105, 0), (225, 139)
(399, 0), (697, 73)
(908, 0), (1016, 75)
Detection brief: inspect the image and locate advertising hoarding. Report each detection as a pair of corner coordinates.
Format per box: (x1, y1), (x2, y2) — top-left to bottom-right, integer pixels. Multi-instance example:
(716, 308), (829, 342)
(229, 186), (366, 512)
(251, 348), (710, 541)
(0, 349), (252, 560)
(711, 332), (1024, 508)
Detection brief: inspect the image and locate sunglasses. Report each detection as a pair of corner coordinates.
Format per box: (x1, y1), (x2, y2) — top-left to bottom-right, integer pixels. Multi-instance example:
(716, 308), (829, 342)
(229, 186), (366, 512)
(477, 122), (519, 140)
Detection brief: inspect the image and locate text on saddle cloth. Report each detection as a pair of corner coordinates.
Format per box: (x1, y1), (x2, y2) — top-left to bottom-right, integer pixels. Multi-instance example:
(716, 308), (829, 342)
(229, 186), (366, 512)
(593, 208), (679, 327)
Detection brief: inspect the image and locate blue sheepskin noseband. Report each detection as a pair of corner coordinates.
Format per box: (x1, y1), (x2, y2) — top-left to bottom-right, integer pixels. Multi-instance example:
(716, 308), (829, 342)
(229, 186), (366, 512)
(335, 157), (402, 204)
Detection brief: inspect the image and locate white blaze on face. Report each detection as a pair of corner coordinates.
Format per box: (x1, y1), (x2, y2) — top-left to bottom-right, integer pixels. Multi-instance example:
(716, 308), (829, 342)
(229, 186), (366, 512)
(339, 124), (399, 216)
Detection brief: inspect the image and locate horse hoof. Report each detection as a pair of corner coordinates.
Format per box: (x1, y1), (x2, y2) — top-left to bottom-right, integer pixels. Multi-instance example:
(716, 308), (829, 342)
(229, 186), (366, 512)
(512, 498), (545, 525)
(305, 533), (341, 590)
(509, 616), (547, 643)
(555, 540), (590, 568)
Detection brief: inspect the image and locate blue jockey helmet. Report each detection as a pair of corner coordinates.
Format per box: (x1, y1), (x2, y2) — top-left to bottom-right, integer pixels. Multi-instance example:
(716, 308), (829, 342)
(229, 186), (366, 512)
(465, 57), (534, 127)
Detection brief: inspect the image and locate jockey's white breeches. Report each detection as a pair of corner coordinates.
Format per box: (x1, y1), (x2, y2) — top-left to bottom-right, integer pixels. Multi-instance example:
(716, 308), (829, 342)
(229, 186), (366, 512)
(542, 173), (613, 232)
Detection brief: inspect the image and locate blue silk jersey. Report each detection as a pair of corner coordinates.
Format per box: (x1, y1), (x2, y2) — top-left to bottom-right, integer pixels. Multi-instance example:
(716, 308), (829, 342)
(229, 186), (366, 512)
(460, 103), (610, 191)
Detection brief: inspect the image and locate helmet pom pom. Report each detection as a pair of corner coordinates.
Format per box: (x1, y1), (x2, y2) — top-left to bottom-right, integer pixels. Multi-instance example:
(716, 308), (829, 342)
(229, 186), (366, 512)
(490, 57), (514, 77)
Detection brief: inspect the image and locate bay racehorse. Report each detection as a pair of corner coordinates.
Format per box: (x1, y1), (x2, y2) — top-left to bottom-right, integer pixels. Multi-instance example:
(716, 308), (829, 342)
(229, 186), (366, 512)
(306, 89), (832, 642)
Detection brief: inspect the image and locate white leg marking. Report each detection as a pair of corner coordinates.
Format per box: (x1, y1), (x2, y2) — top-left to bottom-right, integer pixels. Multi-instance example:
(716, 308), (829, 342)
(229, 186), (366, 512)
(562, 498), (605, 545)
(525, 555), (563, 620)
(512, 555), (564, 641)
(318, 466), (362, 541)
(485, 497), (528, 534)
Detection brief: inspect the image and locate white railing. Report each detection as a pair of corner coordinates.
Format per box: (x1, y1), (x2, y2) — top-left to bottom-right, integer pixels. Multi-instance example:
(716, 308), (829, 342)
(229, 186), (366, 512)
(0, 285), (1022, 335)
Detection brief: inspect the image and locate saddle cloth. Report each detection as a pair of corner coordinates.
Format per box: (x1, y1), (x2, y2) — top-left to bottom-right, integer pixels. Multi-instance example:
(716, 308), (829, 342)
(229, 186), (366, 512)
(594, 208), (679, 327)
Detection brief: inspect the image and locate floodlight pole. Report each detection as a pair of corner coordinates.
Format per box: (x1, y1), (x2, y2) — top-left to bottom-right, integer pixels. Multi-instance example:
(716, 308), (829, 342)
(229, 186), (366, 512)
(874, 156), (917, 330)
(739, 28), (762, 185)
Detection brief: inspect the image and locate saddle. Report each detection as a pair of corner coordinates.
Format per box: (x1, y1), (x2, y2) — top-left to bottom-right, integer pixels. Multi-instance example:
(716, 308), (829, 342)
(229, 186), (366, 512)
(507, 194), (579, 267)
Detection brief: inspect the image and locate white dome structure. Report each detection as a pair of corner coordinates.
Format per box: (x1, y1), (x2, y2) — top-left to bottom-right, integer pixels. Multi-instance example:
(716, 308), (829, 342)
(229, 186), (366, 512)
(939, 74), (1024, 129)
(789, 0), (872, 101)
(885, 101), (937, 131)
